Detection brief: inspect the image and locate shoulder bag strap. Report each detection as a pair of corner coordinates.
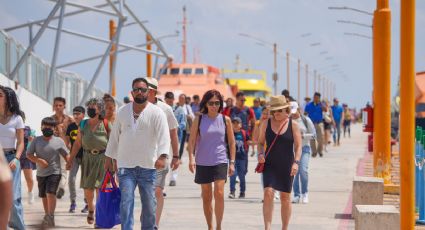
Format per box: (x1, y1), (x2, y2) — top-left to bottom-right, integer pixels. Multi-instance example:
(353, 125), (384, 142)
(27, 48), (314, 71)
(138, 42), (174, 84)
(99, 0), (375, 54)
(264, 119), (288, 159)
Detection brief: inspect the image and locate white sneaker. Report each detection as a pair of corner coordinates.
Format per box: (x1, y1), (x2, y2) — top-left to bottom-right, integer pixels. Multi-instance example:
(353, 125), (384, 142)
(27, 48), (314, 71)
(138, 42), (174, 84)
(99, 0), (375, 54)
(301, 193), (309, 204)
(274, 191), (280, 201)
(292, 196), (300, 203)
(28, 192), (35, 204)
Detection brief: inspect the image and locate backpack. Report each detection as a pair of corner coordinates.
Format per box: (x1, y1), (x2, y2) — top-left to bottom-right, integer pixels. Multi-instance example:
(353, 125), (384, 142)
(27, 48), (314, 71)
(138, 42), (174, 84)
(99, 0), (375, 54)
(80, 119), (110, 137)
(197, 114), (230, 159)
(300, 114), (314, 139)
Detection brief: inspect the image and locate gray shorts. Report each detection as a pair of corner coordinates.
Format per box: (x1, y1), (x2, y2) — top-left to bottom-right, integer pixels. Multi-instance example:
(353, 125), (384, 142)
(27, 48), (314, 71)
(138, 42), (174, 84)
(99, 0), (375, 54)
(155, 167), (170, 189)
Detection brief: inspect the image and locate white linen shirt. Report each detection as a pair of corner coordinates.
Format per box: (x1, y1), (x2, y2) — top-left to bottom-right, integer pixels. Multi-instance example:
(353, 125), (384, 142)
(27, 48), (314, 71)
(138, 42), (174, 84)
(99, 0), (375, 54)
(105, 102), (170, 169)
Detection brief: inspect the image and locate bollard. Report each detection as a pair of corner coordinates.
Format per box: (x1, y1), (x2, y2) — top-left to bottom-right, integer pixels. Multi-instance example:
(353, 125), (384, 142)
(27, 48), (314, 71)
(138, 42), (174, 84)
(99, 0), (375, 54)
(417, 134), (425, 225)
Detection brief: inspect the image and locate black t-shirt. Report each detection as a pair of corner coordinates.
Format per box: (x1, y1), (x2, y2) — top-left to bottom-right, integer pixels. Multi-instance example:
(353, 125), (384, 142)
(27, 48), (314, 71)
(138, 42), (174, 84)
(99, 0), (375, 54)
(66, 122), (83, 158)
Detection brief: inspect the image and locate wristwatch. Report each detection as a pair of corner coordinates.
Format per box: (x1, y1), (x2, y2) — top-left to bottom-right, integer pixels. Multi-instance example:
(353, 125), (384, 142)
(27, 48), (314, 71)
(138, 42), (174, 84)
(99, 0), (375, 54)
(294, 160), (300, 165)
(230, 160), (235, 164)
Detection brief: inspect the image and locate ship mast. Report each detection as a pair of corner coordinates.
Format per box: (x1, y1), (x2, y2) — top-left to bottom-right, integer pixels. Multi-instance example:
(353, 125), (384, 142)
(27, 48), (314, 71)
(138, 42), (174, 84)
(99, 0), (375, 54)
(182, 6), (187, 64)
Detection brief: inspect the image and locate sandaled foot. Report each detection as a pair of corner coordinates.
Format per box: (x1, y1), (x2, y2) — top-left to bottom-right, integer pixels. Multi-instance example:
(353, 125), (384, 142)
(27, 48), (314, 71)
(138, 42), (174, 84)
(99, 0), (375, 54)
(87, 211), (94, 225)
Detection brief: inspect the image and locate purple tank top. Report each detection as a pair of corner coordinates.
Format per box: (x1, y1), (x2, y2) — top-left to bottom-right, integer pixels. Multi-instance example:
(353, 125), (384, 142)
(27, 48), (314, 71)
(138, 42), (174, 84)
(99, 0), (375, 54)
(195, 114), (228, 166)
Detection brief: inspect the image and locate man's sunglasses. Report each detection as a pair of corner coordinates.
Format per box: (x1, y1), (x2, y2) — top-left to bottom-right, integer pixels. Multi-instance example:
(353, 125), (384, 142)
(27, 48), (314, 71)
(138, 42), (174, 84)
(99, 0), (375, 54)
(207, 101), (221, 106)
(132, 87), (148, 93)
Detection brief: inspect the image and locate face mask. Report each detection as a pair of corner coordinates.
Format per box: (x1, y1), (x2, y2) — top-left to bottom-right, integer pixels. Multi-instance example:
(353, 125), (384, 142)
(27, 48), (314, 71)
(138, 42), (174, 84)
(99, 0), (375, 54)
(134, 96), (148, 104)
(42, 128), (54, 137)
(87, 108), (97, 118)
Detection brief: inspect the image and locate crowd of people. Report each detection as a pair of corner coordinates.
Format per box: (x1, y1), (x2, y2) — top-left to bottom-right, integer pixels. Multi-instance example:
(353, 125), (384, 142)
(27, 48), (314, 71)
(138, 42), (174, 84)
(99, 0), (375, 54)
(0, 81), (354, 230)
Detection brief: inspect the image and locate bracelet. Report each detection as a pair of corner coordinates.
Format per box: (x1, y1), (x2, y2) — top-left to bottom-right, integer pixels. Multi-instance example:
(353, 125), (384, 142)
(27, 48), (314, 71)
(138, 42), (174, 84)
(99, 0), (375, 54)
(172, 156), (179, 159)
(15, 157), (20, 161)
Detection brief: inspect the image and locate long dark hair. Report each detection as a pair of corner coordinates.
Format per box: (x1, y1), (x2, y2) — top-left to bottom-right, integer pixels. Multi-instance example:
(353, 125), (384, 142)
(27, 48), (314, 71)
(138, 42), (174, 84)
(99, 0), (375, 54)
(199, 90), (224, 114)
(0, 85), (23, 117)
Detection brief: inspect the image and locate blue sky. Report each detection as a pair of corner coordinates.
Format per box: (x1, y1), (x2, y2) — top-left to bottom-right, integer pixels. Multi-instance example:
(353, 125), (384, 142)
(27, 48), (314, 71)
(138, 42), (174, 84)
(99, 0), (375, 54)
(1, 0), (424, 109)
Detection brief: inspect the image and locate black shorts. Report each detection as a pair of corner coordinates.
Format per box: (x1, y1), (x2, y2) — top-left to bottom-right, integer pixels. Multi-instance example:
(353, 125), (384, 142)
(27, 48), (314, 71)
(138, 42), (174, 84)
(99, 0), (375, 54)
(37, 174), (61, 198)
(195, 163), (228, 184)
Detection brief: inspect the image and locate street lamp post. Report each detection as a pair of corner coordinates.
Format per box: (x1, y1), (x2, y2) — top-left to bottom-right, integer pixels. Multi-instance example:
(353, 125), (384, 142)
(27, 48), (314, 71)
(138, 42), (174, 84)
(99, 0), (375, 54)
(273, 43), (278, 95)
(286, 52), (290, 91)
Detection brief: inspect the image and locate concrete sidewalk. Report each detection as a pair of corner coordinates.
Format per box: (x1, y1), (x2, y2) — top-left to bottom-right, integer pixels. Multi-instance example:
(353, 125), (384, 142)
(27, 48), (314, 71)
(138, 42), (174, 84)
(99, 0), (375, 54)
(21, 124), (367, 229)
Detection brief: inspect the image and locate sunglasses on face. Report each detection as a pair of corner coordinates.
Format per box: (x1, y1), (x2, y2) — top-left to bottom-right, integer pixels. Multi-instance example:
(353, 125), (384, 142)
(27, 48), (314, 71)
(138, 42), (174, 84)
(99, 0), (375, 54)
(132, 87), (148, 93)
(207, 101), (221, 106)
(271, 109), (284, 114)
(239, 99), (246, 102)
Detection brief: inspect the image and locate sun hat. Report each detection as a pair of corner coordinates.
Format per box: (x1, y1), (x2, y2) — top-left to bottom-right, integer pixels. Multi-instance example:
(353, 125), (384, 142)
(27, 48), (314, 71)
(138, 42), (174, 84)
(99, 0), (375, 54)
(268, 95), (289, 111)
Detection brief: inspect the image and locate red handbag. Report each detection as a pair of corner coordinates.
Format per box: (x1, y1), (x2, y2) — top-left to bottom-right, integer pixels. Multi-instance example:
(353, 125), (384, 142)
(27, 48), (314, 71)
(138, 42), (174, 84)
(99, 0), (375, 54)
(255, 119), (288, 173)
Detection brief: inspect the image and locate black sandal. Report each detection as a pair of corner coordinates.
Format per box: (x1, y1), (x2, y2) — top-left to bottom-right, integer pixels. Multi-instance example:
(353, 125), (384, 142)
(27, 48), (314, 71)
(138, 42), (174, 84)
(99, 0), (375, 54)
(87, 211), (94, 225)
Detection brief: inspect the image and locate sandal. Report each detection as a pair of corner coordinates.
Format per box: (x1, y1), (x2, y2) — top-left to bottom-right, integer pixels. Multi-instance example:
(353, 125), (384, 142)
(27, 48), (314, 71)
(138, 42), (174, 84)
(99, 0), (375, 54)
(87, 211), (94, 225)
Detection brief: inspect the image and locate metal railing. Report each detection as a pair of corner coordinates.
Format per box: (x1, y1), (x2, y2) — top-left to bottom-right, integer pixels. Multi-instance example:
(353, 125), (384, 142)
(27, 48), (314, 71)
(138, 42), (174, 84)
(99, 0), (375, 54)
(0, 30), (108, 112)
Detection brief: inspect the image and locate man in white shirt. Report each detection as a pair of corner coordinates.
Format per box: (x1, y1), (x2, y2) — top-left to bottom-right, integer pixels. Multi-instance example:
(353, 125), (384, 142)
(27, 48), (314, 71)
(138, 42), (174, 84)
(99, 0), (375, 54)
(146, 77), (180, 228)
(104, 78), (170, 230)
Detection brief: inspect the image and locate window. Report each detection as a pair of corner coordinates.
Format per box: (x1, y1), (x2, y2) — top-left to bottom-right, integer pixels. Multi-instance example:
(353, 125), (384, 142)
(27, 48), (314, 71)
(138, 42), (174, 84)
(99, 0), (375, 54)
(170, 68), (180, 75)
(182, 68), (192, 75)
(242, 90), (266, 98)
(159, 68), (167, 75)
(195, 68), (204, 74)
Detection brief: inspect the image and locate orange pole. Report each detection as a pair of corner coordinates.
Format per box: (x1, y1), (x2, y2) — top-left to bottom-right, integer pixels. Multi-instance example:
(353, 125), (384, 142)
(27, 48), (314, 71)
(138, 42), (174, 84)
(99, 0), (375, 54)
(146, 34), (152, 77)
(373, 0), (392, 184)
(400, 0), (415, 228)
(109, 20), (117, 96)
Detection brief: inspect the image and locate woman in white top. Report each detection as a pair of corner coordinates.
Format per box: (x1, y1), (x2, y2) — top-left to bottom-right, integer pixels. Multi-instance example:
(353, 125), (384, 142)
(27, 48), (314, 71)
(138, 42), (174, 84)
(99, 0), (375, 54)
(0, 85), (26, 229)
(290, 102), (316, 204)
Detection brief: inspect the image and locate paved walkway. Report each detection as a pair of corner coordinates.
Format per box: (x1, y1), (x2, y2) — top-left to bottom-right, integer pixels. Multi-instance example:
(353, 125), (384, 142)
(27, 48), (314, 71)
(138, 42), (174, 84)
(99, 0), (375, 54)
(21, 124), (367, 229)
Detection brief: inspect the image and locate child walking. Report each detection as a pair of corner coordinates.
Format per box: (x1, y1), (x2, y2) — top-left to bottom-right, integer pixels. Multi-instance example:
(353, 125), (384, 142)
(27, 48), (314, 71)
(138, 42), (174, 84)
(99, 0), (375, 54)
(27, 117), (70, 227)
(229, 117), (250, 199)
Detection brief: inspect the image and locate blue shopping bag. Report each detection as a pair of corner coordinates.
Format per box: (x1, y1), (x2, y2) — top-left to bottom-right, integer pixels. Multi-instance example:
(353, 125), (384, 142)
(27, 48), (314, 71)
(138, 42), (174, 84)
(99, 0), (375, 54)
(96, 171), (121, 228)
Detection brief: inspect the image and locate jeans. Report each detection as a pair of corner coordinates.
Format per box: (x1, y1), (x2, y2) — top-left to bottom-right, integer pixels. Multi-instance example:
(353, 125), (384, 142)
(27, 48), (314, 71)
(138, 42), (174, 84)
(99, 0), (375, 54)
(68, 157), (81, 203)
(118, 167), (157, 230)
(5, 153), (25, 230)
(230, 159), (247, 193)
(293, 146), (311, 198)
(58, 156), (68, 191)
(333, 122), (341, 144)
(178, 130), (187, 159)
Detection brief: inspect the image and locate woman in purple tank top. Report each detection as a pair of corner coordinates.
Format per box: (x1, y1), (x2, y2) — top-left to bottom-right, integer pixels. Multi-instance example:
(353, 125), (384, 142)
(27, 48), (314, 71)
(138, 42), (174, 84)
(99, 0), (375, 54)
(188, 90), (235, 230)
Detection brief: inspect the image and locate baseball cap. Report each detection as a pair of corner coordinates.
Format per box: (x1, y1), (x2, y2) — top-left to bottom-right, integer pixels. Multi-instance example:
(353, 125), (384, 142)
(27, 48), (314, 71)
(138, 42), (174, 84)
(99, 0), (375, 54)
(290, 101), (299, 114)
(231, 117), (242, 123)
(146, 77), (158, 90)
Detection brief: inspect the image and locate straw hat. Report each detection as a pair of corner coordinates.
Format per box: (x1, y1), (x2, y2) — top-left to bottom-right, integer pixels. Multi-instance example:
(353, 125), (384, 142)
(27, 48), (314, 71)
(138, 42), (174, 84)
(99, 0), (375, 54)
(268, 95), (289, 111)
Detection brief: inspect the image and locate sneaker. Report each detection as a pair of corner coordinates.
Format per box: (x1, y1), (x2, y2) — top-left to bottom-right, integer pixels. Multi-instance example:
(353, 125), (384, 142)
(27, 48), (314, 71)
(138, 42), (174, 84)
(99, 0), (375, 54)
(239, 192), (245, 199)
(28, 192), (34, 204)
(274, 192), (280, 201)
(292, 196), (300, 203)
(169, 180), (176, 186)
(319, 152), (323, 158)
(301, 194), (309, 204)
(81, 204), (89, 213)
(42, 214), (55, 227)
(56, 188), (65, 199)
(228, 192), (236, 199)
(69, 203), (76, 213)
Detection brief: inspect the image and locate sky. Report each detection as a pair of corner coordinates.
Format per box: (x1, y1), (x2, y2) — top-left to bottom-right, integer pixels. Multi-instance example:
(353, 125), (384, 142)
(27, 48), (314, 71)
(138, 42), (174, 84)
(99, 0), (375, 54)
(1, 0), (424, 109)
